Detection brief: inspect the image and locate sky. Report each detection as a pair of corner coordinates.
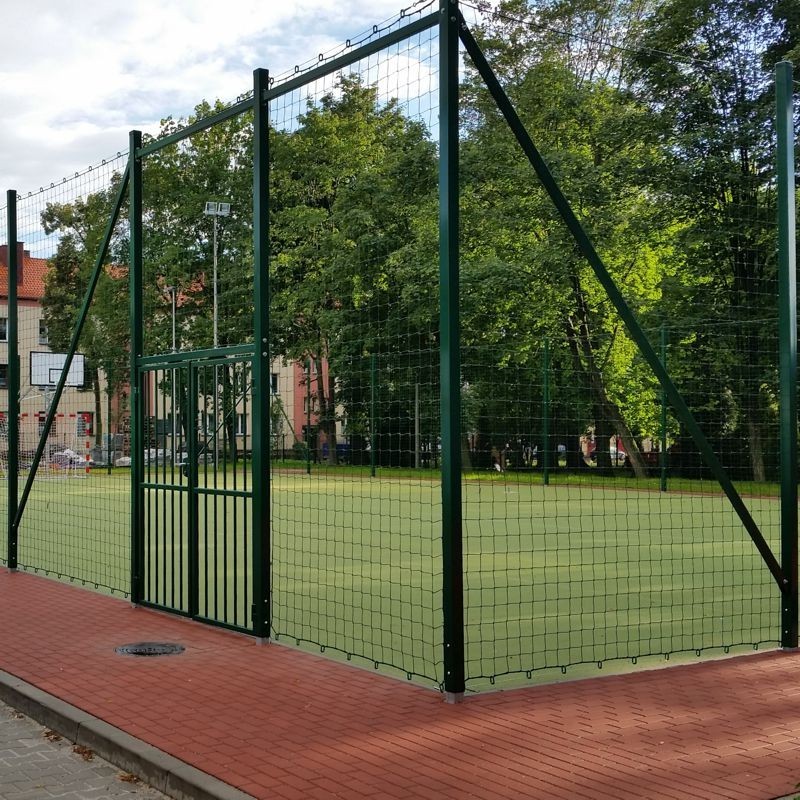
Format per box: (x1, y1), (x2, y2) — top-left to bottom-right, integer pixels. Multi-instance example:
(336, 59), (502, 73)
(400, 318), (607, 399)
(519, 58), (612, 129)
(0, 0), (448, 196)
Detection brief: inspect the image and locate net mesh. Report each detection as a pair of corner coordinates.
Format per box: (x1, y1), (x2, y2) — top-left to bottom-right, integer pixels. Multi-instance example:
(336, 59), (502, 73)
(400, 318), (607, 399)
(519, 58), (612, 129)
(268, 20), (442, 682)
(1, 0), (796, 693)
(458, 0), (784, 687)
(10, 155), (130, 594)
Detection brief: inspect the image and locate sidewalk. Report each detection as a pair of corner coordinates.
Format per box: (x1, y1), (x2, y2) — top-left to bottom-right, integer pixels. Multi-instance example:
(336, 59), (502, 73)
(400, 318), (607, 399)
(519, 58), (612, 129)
(1, 569), (799, 800)
(0, 699), (166, 800)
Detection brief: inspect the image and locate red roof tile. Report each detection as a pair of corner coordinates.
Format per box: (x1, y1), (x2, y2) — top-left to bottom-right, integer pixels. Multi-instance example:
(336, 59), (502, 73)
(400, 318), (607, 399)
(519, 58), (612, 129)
(0, 244), (48, 301)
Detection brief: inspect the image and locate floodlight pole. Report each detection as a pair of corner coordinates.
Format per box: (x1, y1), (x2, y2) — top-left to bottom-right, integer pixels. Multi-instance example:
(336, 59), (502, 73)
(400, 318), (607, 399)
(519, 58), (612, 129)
(166, 286), (177, 463)
(213, 216), (219, 349)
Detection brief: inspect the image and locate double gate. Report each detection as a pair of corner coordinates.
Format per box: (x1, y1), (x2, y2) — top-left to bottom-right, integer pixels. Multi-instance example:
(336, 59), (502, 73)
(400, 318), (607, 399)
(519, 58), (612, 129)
(135, 351), (255, 633)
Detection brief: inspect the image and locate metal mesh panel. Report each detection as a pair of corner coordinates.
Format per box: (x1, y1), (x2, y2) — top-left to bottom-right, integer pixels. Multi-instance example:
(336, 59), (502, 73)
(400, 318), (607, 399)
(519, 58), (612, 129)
(268, 19), (443, 684)
(458, 0), (783, 689)
(11, 155), (130, 595)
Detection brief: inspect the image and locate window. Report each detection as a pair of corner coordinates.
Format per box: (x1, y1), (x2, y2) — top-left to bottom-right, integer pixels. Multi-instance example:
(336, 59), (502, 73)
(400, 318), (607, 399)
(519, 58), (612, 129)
(38, 320), (49, 345)
(270, 372), (279, 395)
(0, 364), (6, 388)
(0, 318), (7, 342)
(235, 413), (247, 436)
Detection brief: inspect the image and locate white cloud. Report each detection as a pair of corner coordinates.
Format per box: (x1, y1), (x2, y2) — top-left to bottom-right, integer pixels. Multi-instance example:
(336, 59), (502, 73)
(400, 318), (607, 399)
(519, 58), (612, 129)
(1, 0), (448, 194)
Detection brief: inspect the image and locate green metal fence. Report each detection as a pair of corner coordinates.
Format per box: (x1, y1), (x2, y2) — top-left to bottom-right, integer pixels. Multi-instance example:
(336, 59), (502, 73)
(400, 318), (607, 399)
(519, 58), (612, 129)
(2, 0), (798, 697)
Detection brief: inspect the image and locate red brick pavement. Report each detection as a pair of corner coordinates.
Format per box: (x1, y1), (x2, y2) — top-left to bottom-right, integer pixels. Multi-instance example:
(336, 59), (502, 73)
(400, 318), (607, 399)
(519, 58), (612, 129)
(1, 569), (798, 800)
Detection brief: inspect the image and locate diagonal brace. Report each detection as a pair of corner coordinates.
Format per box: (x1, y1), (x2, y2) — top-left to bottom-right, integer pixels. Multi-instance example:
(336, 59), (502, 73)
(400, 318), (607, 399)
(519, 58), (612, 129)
(458, 14), (787, 592)
(12, 165), (130, 538)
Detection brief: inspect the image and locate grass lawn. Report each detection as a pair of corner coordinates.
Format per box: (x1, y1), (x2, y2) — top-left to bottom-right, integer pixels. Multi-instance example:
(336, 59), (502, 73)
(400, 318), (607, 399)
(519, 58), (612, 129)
(0, 467), (782, 689)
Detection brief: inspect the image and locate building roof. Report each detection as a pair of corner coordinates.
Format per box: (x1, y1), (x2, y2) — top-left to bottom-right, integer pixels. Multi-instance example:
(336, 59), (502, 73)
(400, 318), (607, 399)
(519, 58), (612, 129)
(0, 244), (48, 301)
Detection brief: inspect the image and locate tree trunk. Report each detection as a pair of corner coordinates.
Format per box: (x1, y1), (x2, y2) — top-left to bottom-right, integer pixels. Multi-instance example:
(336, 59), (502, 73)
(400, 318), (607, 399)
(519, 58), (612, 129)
(746, 415), (766, 483)
(314, 355), (338, 465)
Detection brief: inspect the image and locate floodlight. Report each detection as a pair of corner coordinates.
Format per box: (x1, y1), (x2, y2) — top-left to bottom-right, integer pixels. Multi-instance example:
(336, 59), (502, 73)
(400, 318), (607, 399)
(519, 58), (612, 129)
(203, 201), (218, 215)
(217, 202), (231, 216)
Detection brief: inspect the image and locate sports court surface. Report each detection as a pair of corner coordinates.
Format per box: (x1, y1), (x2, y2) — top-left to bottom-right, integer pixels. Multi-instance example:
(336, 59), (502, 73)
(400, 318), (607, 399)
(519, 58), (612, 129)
(1, 568), (799, 800)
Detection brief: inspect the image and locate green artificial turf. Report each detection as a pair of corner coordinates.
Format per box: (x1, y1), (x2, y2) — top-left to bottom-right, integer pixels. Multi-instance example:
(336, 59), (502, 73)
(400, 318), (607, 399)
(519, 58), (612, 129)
(0, 468), (782, 688)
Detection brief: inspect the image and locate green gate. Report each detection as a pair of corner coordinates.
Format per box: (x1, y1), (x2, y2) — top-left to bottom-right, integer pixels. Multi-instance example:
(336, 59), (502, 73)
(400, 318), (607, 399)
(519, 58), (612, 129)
(135, 351), (255, 633)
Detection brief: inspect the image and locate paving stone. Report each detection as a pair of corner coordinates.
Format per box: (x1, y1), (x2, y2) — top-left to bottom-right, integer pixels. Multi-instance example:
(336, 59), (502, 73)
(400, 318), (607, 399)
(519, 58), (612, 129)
(0, 701), (166, 800)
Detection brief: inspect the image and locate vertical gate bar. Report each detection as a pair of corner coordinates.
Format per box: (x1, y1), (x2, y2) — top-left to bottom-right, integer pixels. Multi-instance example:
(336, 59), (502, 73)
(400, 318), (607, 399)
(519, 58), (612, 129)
(439, 0), (465, 701)
(541, 338), (550, 486)
(180, 367), (188, 609)
(251, 67), (271, 638)
(232, 365), (239, 626)
(777, 61), (798, 649)
(128, 131), (144, 604)
(188, 364), (199, 616)
(660, 325), (668, 493)
(370, 353), (377, 478)
(7, 191), (18, 569)
(213, 367), (219, 620)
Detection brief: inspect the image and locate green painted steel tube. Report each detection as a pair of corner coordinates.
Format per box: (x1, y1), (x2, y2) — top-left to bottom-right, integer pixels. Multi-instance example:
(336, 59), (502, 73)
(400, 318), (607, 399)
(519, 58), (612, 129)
(370, 353), (377, 479)
(776, 61), (798, 647)
(12, 168), (129, 543)
(128, 132), (144, 604)
(306, 359), (312, 475)
(6, 191), (18, 569)
(187, 365), (199, 616)
(541, 338), (550, 486)
(251, 67), (271, 639)
(138, 344), (254, 368)
(459, 16), (787, 592)
(660, 325), (668, 493)
(439, 0), (465, 699)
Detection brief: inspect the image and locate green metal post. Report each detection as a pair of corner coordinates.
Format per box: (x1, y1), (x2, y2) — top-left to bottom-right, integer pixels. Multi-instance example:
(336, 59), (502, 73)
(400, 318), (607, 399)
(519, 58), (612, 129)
(107, 389), (112, 476)
(129, 131), (144, 605)
(777, 61), (797, 648)
(187, 365), (199, 617)
(251, 67), (271, 639)
(439, 0), (465, 701)
(306, 359), (311, 475)
(541, 338), (550, 486)
(660, 325), (668, 493)
(370, 353), (377, 479)
(6, 191), (18, 569)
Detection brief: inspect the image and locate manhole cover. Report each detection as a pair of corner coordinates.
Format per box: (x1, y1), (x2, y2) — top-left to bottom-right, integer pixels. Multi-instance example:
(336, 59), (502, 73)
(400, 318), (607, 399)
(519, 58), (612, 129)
(115, 642), (185, 657)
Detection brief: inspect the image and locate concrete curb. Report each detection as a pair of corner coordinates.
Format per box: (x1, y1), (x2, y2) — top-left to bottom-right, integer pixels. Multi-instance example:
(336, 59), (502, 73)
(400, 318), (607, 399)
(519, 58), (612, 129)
(0, 669), (256, 800)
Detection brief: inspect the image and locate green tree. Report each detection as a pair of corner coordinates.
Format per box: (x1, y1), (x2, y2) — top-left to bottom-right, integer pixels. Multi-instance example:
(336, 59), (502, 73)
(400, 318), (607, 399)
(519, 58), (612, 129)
(270, 76), (438, 465)
(41, 177), (129, 447)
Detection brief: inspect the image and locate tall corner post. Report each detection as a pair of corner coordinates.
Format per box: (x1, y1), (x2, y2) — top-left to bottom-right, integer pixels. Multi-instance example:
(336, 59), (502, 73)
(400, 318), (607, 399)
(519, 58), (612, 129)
(6, 190), (18, 569)
(128, 131), (144, 605)
(776, 61), (797, 648)
(439, 0), (465, 701)
(251, 67), (271, 640)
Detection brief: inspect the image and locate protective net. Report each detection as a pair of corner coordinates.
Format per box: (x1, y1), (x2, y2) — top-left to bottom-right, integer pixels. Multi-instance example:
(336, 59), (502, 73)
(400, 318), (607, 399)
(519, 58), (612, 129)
(1, 0), (796, 695)
(268, 12), (442, 682)
(458, 0), (785, 688)
(10, 154), (131, 594)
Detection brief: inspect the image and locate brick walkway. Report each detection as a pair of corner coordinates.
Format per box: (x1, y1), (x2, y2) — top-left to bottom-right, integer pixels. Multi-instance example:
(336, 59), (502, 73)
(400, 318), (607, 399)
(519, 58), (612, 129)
(0, 699), (166, 800)
(1, 570), (798, 800)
